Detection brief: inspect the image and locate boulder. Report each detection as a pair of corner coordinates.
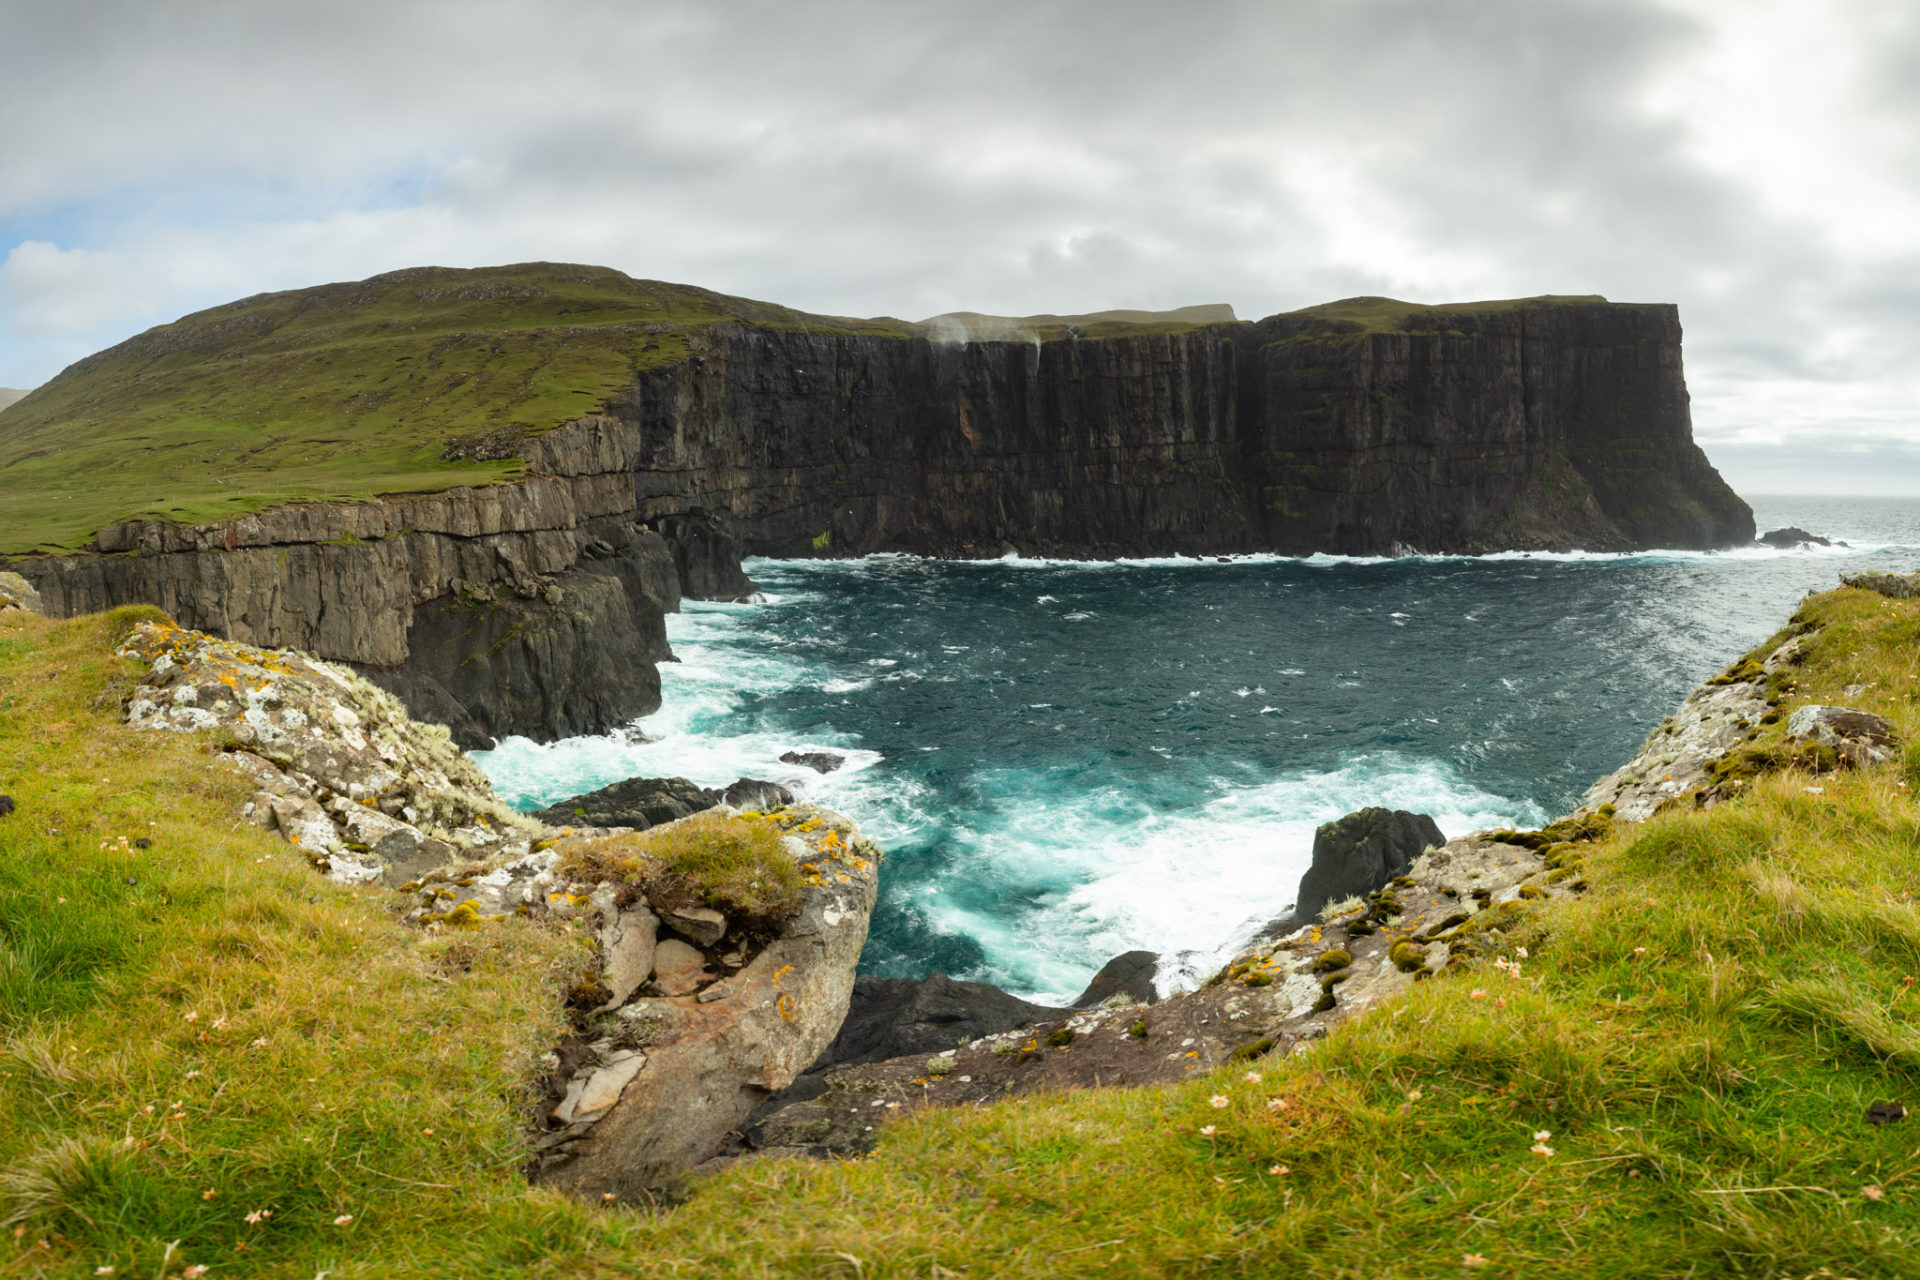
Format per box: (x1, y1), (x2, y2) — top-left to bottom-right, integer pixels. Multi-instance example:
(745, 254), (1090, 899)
(1843, 570), (1920, 600)
(1283, 808), (1446, 929)
(1787, 705), (1900, 768)
(1071, 950), (1160, 1007)
(718, 778), (795, 811)
(598, 905), (660, 1010)
(779, 751), (845, 774)
(533, 776), (712, 830)
(1759, 526), (1831, 549)
(536, 808), (881, 1200)
(823, 973), (1067, 1067)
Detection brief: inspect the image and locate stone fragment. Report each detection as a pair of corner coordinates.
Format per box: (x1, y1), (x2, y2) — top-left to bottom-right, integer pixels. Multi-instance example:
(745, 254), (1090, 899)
(660, 905), (727, 946)
(571, 1051), (647, 1121)
(599, 905), (660, 1010)
(650, 938), (709, 996)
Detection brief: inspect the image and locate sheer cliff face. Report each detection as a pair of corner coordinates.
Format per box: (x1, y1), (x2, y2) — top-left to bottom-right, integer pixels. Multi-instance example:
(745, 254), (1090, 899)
(612, 300), (1750, 557)
(11, 297), (1751, 745)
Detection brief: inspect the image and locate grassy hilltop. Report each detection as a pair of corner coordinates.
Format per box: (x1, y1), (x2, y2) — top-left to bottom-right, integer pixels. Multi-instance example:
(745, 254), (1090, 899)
(3, 580), (1919, 1277)
(0, 264), (914, 555)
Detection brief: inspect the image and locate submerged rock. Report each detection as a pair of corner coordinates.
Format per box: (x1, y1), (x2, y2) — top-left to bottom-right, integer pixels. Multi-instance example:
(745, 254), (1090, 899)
(1759, 526), (1831, 549)
(779, 750), (845, 774)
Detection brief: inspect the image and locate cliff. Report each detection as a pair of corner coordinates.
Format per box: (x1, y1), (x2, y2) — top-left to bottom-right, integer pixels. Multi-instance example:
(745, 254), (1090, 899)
(617, 296), (1750, 557)
(3, 266), (1752, 744)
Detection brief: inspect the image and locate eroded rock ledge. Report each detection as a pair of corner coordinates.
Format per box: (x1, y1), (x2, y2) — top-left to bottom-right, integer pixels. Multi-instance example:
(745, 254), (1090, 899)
(114, 616), (875, 1201)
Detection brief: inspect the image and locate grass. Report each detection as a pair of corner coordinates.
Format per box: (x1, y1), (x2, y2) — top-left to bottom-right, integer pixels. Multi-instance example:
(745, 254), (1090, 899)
(557, 812), (804, 920)
(1276, 294), (1615, 336)
(4, 585), (1920, 1276)
(0, 263), (913, 555)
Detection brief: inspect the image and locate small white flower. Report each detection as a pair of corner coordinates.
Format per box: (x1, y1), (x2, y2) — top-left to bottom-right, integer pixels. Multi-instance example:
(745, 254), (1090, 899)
(1516, 946), (1529, 959)
(1209, 1095), (1229, 1109)
(332, 1214), (353, 1226)
(1531, 1143), (1555, 1157)
(1199, 1125), (1216, 1136)
(1243, 1071), (1262, 1083)
(1534, 1130), (1551, 1141)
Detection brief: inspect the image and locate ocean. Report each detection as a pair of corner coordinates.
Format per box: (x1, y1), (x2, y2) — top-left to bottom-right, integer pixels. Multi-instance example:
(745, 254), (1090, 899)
(476, 495), (1920, 1003)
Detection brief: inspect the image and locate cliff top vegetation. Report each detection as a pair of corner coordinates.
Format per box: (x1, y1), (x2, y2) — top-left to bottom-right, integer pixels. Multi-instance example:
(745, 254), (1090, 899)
(1282, 293), (1614, 334)
(0, 262), (913, 555)
(3, 579), (1918, 1275)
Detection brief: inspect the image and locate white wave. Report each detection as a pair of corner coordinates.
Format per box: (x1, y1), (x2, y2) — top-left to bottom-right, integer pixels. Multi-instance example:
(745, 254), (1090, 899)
(915, 753), (1547, 1004)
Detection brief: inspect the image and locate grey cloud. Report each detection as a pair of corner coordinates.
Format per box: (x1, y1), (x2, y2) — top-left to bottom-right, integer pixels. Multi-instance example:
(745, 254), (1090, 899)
(2, 0), (1916, 479)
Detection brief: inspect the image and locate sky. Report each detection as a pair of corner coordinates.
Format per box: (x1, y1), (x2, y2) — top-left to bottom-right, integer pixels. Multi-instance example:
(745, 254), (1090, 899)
(3, 0), (1916, 495)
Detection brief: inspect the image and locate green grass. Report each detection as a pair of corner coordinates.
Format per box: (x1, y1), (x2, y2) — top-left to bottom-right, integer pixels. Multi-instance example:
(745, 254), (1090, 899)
(0, 263), (912, 554)
(6, 543), (1920, 1277)
(1278, 294), (1614, 335)
(558, 812), (805, 919)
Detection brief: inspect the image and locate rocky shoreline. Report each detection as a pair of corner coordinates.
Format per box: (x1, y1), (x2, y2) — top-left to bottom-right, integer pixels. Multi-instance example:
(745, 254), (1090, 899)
(68, 568), (1910, 1201)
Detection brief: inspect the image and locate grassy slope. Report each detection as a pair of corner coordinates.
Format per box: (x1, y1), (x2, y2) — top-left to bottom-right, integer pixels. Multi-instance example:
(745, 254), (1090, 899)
(4, 583), (1919, 1277)
(0, 391), (27, 413)
(0, 264), (912, 555)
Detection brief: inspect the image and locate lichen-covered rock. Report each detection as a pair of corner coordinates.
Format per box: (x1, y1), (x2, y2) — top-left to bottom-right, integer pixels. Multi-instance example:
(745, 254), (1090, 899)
(1787, 705), (1899, 768)
(532, 808), (881, 1200)
(119, 618), (536, 879)
(1842, 569), (1920, 599)
(0, 571), (41, 613)
(1581, 632), (1804, 820)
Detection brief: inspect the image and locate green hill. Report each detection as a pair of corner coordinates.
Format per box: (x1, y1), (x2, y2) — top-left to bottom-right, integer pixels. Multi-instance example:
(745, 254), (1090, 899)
(0, 388), (28, 413)
(0, 263), (913, 554)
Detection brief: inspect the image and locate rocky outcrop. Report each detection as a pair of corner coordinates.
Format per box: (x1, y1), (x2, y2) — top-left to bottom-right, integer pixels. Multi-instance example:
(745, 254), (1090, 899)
(0, 571), (41, 613)
(113, 619), (882, 1199)
(1274, 808), (1445, 932)
(1844, 569), (1920, 600)
(1071, 950), (1161, 1007)
(532, 774), (796, 831)
(1759, 526), (1831, 548)
(742, 827), (1586, 1160)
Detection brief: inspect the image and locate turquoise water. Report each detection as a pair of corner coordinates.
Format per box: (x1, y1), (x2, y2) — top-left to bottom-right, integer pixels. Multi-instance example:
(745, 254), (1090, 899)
(477, 496), (1920, 1002)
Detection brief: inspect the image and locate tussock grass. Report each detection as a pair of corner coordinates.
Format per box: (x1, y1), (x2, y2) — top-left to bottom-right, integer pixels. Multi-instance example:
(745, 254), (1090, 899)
(560, 812), (803, 919)
(4, 582), (1920, 1276)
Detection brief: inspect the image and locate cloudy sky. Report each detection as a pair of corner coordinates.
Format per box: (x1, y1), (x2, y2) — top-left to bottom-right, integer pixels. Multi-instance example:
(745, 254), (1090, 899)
(4, 0), (1916, 493)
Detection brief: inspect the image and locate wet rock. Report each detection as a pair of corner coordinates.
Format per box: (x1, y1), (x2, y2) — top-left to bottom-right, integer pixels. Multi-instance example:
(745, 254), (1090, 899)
(660, 905), (727, 947)
(1281, 808), (1445, 930)
(650, 938), (709, 997)
(718, 778), (794, 810)
(533, 776), (713, 830)
(779, 751), (845, 774)
(1072, 950), (1160, 1007)
(1788, 705), (1899, 768)
(824, 973), (1066, 1067)
(1759, 526), (1831, 548)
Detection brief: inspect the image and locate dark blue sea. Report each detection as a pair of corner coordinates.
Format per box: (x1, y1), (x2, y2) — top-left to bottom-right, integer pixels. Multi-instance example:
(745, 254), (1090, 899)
(477, 495), (1920, 1001)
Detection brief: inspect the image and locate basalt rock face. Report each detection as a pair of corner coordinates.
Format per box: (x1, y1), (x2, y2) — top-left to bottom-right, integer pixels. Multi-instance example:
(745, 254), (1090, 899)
(608, 300), (1751, 557)
(9, 295), (1749, 744)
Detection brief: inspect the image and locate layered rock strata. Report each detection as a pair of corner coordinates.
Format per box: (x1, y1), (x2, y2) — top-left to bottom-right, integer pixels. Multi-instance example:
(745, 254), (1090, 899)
(13, 293), (1748, 745)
